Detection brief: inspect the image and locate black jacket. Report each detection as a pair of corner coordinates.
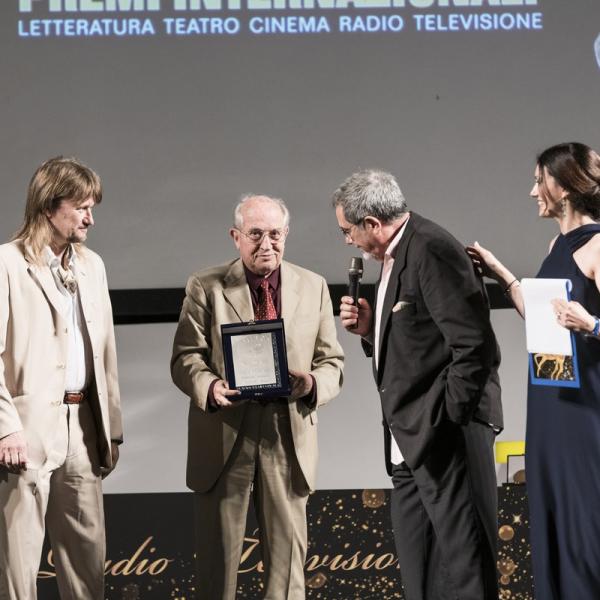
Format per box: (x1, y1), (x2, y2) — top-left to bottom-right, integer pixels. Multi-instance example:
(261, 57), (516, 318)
(364, 212), (503, 472)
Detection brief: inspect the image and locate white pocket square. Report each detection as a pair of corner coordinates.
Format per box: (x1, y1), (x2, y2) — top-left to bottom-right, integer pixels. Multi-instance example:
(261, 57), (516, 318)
(392, 301), (414, 313)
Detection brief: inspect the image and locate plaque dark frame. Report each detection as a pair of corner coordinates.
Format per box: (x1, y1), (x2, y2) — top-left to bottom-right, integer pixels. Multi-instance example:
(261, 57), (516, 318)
(221, 319), (291, 400)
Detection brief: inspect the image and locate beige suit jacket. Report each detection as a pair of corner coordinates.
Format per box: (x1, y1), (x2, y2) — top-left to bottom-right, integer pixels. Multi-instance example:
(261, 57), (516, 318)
(0, 241), (122, 470)
(171, 259), (344, 493)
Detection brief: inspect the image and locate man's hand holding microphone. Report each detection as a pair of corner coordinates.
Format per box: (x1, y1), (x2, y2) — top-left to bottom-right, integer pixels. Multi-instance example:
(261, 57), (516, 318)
(340, 257), (374, 338)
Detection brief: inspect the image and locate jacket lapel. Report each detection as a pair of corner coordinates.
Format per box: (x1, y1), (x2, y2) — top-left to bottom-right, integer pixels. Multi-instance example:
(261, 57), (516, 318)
(222, 259), (254, 323)
(27, 263), (66, 322)
(75, 253), (93, 324)
(376, 216), (415, 381)
(279, 262), (300, 369)
(280, 262), (299, 323)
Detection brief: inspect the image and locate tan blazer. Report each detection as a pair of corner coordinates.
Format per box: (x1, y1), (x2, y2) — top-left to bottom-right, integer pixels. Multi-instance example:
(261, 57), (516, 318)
(0, 241), (122, 470)
(171, 259), (344, 492)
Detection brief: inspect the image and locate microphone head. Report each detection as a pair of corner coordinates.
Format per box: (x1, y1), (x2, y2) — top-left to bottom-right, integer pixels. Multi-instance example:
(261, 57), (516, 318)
(349, 256), (364, 276)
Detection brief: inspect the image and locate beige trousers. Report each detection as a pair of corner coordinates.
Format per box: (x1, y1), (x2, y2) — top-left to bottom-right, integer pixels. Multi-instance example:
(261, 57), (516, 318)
(194, 402), (309, 600)
(0, 402), (105, 600)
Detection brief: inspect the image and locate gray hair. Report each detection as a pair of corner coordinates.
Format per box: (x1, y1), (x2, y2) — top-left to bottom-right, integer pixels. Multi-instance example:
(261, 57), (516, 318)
(332, 169), (408, 225)
(233, 194), (290, 229)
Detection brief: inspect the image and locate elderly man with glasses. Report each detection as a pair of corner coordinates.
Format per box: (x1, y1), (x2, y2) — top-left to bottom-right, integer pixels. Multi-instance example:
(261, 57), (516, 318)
(171, 194), (344, 600)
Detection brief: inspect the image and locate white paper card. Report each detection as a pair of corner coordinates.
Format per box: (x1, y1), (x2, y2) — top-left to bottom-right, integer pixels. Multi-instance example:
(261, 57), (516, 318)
(520, 278), (572, 355)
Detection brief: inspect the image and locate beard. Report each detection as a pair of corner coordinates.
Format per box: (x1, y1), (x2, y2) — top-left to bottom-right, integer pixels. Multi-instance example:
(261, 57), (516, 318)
(67, 227), (89, 243)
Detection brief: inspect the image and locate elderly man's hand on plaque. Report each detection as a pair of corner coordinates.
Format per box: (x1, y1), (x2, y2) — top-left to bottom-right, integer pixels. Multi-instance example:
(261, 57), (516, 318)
(211, 379), (242, 409)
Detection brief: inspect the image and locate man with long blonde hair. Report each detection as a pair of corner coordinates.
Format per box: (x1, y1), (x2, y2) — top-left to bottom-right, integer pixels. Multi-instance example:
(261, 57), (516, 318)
(0, 156), (123, 599)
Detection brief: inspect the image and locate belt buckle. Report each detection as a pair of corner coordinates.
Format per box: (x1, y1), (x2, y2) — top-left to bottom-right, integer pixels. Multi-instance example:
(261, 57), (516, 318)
(64, 391), (85, 404)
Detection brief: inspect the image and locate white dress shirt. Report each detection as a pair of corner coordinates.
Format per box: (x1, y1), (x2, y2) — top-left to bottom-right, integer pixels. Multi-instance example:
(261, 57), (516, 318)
(45, 246), (92, 392)
(374, 217), (410, 466)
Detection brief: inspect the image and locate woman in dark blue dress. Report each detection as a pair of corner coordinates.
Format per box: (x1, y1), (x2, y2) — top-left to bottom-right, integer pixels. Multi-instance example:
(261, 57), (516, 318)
(468, 142), (600, 600)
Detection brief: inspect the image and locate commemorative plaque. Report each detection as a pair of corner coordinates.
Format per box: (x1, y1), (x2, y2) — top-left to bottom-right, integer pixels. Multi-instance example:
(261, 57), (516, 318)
(221, 319), (291, 399)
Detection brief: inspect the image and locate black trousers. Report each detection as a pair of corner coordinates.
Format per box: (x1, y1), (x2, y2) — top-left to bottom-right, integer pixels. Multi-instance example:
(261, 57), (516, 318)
(390, 420), (498, 600)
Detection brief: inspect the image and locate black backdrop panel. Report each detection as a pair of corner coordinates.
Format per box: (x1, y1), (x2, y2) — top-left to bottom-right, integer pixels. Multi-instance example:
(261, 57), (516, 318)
(109, 283), (510, 325)
(37, 486), (532, 599)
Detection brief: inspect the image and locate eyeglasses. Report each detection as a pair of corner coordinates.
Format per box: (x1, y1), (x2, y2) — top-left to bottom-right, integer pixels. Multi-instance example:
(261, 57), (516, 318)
(236, 228), (287, 243)
(339, 220), (364, 239)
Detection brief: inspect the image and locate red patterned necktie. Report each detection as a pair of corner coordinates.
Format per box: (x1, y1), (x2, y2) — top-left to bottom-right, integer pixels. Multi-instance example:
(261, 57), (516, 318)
(255, 279), (277, 321)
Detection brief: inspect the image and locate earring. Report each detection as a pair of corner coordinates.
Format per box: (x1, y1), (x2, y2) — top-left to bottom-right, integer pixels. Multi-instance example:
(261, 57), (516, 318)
(561, 197), (567, 218)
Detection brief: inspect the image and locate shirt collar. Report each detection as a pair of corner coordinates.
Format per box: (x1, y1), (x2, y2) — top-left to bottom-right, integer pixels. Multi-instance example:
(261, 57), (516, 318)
(243, 264), (281, 291)
(44, 244), (75, 270)
(385, 213), (410, 261)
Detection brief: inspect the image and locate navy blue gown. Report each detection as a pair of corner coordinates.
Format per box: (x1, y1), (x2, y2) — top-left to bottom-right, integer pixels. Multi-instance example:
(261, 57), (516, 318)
(526, 224), (600, 599)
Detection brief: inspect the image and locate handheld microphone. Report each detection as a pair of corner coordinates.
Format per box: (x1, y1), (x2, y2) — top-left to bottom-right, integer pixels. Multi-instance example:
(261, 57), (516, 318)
(348, 257), (364, 328)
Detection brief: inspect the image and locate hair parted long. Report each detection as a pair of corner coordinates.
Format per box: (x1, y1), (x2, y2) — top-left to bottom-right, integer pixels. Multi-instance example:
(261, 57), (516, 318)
(12, 156), (102, 263)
